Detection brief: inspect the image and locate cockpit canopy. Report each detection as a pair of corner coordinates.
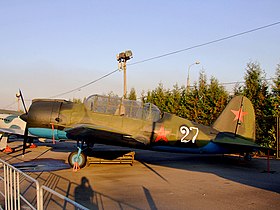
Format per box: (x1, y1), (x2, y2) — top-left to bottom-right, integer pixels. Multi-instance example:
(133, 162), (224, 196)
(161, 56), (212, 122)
(84, 94), (161, 122)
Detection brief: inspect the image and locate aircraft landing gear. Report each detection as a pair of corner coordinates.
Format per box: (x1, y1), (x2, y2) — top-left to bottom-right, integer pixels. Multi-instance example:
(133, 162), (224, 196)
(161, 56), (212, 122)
(68, 139), (94, 170)
(244, 153), (252, 161)
(68, 147), (87, 169)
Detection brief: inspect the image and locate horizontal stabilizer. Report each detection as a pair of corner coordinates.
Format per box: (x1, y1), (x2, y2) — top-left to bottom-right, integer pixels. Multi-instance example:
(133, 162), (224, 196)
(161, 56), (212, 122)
(213, 132), (260, 148)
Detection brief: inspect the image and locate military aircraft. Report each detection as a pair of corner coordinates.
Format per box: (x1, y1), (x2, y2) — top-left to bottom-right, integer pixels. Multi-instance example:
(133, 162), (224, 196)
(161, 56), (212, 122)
(0, 109), (39, 151)
(19, 94), (264, 169)
(0, 109), (28, 151)
(0, 109), (25, 136)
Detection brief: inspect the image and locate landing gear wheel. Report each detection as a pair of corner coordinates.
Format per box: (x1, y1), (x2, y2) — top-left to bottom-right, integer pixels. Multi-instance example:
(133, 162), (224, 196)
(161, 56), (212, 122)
(244, 153), (252, 161)
(68, 151), (87, 168)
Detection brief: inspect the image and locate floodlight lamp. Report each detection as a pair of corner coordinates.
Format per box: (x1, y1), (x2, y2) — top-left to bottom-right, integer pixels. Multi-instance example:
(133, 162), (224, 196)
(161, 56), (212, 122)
(125, 50), (133, 59)
(117, 52), (126, 62)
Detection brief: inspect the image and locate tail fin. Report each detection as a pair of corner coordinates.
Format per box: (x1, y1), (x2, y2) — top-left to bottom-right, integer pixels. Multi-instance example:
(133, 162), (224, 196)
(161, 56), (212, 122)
(212, 95), (255, 141)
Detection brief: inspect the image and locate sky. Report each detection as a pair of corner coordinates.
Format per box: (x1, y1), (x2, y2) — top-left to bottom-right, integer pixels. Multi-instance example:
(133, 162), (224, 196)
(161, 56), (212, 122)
(1, 1), (280, 110)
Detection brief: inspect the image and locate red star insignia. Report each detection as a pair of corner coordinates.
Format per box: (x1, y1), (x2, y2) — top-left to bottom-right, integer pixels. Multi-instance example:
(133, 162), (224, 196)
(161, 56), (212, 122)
(231, 108), (248, 123)
(155, 125), (170, 142)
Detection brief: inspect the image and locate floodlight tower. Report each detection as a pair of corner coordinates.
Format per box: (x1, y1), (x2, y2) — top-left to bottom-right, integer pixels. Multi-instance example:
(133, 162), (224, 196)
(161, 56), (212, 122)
(117, 50), (133, 99)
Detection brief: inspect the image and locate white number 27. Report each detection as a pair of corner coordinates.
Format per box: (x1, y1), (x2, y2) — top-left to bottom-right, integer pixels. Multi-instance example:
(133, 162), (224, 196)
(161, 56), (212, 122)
(180, 126), (199, 143)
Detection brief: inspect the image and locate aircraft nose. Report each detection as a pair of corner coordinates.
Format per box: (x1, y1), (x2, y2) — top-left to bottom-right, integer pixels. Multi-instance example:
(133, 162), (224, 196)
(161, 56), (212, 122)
(20, 113), (28, 122)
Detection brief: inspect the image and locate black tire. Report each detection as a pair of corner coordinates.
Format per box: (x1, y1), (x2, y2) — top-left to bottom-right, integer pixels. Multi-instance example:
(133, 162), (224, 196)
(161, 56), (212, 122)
(68, 151), (87, 168)
(244, 153), (252, 161)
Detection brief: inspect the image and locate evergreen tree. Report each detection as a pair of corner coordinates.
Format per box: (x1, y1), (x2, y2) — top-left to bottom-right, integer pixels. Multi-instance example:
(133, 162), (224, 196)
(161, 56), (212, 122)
(71, 98), (82, 103)
(164, 84), (183, 115)
(144, 72), (229, 126)
(267, 64), (280, 149)
(145, 83), (169, 112)
(128, 88), (137, 100)
(191, 71), (209, 124)
(141, 61), (278, 150)
(242, 62), (274, 147)
(271, 64), (280, 117)
(233, 83), (243, 96)
(206, 77), (229, 124)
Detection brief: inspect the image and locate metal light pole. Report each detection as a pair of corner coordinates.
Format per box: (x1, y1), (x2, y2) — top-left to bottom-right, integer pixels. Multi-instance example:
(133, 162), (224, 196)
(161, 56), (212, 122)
(16, 92), (21, 112)
(117, 50), (133, 99)
(187, 61), (200, 91)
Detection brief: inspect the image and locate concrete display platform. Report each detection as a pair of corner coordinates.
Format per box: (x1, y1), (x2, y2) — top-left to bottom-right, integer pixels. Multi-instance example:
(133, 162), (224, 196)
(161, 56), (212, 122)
(1, 139), (280, 210)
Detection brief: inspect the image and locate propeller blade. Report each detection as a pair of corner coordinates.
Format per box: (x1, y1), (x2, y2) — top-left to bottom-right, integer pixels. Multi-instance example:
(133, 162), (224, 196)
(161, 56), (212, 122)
(19, 89), (28, 114)
(22, 125), (28, 156)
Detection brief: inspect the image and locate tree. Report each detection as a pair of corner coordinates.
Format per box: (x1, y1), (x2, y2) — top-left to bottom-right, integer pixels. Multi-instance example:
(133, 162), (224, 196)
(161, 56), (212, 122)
(206, 76), (229, 124)
(142, 62), (277, 150)
(233, 83), (243, 95)
(267, 64), (280, 149)
(176, 71), (228, 125)
(71, 98), (82, 103)
(145, 83), (168, 112)
(242, 62), (274, 148)
(128, 88), (137, 100)
(145, 71), (229, 126)
(188, 71), (209, 124)
(271, 64), (280, 117)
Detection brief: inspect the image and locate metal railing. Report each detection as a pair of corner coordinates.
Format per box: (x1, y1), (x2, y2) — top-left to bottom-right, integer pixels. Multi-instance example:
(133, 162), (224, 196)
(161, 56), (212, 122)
(0, 159), (88, 210)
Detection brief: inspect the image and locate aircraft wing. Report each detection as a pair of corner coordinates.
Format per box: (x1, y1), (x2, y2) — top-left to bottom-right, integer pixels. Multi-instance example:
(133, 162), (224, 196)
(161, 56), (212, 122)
(65, 124), (131, 140)
(0, 128), (24, 136)
(0, 128), (38, 138)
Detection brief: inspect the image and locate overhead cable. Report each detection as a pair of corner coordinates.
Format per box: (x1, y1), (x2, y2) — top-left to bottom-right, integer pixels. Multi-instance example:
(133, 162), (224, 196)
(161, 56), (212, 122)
(50, 21), (280, 98)
(129, 21), (280, 65)
(50, 69), (119, 98)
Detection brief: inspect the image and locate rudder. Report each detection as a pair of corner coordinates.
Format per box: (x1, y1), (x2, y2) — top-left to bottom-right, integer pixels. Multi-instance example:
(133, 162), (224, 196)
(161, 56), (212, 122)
(212, 95), (255, 142)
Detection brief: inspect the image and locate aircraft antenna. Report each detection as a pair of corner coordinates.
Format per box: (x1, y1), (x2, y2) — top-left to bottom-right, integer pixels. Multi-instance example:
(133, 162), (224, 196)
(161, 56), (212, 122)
(234, 96), (245, 136)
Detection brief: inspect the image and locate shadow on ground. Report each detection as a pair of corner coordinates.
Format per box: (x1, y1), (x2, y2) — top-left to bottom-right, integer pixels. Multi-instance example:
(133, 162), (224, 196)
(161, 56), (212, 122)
(134, 149), (280, 194)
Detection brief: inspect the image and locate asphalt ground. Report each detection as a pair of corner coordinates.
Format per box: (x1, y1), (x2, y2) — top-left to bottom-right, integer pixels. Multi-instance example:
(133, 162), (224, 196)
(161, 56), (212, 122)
(0, 139), (280, 210)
